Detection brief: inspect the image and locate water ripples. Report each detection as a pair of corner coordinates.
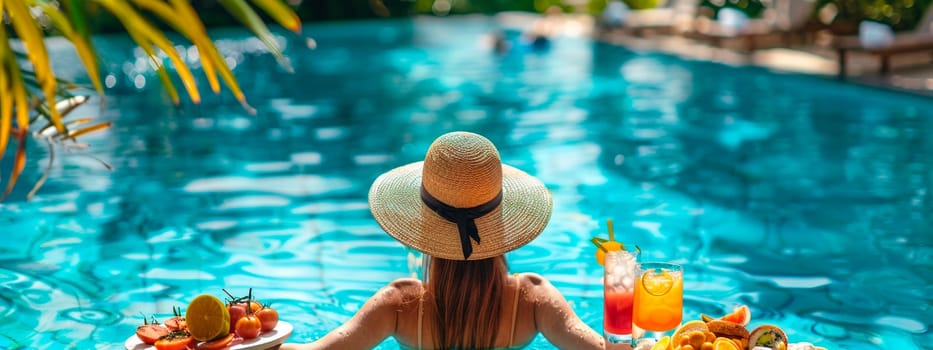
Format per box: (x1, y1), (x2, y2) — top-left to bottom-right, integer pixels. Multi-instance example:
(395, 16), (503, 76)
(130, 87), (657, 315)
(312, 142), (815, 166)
(1, 17), (931, 349)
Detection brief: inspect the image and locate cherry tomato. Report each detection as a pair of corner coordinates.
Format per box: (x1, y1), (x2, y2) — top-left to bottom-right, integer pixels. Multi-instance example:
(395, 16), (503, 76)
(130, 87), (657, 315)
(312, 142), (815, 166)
(153, 331), (195, 350)
(164, 316), (186, 331)
(256, 307), (279, 332)
(136, 324), (170, 345)
(196, 333), (235, 350)
(227, 303), (247, 334)
(235, 315), (262, 339)
(227, 301), (262, 333)
(247, 301), (262, 313)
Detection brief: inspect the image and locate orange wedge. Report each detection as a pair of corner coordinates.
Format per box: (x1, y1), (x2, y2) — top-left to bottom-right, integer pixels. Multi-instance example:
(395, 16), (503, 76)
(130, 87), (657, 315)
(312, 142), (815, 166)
(713, 337), (741, 350)
(650, 336), (671, 350)
(594, 240), (623, 266)
(720, 305), (751, 326)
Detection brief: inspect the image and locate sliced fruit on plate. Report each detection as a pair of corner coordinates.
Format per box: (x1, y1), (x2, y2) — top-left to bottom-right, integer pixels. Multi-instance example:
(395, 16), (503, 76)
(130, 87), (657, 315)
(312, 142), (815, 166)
(185, 294), (231, 342)
(721, 305), (751, 326)
(671, 320), (710, 346)
(748, 325), (788, 350)
(164, 306), (187, 331)
(153, 330), (195, 350)
(650, 335), (671, 350)
(196, 332), (236, 350)
(136, 324), (170, 345)
(702, 305), (751, 326)
(713, 337), (741, 350)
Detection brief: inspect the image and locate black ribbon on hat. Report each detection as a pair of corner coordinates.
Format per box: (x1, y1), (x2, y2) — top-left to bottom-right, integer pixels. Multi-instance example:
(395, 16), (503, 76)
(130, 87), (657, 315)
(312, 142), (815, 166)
(420, 186), (503, 260)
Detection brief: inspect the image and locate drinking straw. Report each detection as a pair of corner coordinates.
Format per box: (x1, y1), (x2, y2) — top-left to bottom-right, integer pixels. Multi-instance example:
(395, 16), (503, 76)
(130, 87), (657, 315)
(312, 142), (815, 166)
(607, 218), (615, 242)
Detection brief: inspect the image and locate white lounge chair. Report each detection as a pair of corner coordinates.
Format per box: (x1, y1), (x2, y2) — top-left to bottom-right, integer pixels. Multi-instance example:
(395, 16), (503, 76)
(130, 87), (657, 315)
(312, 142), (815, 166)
(688, 0), (819, 51)
(832, 6), (933, 77)
(599, 0), (698, 37)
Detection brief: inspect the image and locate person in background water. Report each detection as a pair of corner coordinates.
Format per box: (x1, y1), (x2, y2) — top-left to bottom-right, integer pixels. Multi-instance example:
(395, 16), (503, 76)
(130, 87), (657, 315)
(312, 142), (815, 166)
(482, 30), (512, 55)
(523, 5), (564, 51)
(280, 132), (627, 349)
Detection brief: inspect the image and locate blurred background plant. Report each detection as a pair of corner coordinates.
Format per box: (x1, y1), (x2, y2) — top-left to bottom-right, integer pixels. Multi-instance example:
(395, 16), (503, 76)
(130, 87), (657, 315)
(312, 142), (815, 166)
(588, 0), (663, 11)
(813, 0), (932, 33)
(2, 0), (929, 201)
(0, 0), (300, 201)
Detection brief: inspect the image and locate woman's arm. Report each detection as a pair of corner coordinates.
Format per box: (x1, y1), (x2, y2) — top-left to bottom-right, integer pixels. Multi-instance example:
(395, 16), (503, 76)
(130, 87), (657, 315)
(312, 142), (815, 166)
(279, 278), (420, 350)
(526, 273), (606, 350)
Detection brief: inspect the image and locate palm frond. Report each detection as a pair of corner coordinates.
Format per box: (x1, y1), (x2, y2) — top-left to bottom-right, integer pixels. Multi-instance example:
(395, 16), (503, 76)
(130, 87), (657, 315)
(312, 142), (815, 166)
(250, 0), (303, 33)
(0, 0), (301, 201)
(31, 0), (104, 95)
(4, 0), (62, 132)
(219, 0), (295, 73)
(96, 0), (202, 104)
(0, 129), (27, 202)
(130, 0), (222, 95)
(170, 0), (256, 113)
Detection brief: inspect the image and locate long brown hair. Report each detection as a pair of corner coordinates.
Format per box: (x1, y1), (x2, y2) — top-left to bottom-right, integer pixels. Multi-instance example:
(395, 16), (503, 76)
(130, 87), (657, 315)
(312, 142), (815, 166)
(427, 255), (509, 349)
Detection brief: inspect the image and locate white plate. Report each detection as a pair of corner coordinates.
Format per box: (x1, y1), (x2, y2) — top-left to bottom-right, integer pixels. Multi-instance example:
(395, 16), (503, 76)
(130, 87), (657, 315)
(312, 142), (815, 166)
(125, 321), (293, 350)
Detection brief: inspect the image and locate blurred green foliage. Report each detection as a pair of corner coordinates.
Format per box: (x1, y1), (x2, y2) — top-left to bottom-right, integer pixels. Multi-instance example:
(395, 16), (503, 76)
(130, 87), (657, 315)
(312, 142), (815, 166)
(82, 0), (930, 33)
(694, 0), (928, 32)
(588, 0), (662, 12)
(411, 0), (539, 14)
(814, 0), (931, 32)
(698, 0), (767, 19)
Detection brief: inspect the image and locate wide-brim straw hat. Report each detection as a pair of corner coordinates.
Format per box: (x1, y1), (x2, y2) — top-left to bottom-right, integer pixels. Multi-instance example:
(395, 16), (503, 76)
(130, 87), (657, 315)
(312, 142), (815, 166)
(369, 131), (552, 260)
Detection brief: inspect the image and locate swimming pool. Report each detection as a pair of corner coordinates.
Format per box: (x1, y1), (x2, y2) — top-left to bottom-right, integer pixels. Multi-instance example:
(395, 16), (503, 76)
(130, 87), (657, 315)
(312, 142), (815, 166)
(1, 15), (930, 349)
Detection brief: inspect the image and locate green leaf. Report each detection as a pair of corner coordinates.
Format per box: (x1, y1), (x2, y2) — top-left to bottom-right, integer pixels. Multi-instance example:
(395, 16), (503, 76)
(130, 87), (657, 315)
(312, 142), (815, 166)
(170, 0), (254, 113)
(123, 28), (181, 105)
(31, 0), (104, 95)
(590, 237), (609, 252)
(1, 129), (27, 201)
(4, 0), (62, 132)
(132, 0), (221, 94)
(0, 23), (13, 161)
(218, 0), (294, 73)
(63, 0), (90, 38)
(95, 0), (201, 104)
(249, 0), (302, 33)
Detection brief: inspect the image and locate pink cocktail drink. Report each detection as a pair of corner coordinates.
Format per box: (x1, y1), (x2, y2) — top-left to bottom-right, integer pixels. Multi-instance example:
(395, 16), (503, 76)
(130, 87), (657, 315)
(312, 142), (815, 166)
(603, 289), (634, 335)
(603, 249), (638, 344)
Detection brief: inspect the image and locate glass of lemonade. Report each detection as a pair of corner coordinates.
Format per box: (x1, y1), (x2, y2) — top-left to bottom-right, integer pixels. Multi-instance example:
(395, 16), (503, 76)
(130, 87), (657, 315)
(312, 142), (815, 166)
(632, 262), (683, 342)
(603, 249), (639, 344)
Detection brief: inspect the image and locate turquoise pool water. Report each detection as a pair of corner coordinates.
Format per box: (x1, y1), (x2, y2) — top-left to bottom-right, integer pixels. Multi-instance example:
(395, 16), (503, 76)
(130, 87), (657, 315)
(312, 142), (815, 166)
(1, 16), (931, 349)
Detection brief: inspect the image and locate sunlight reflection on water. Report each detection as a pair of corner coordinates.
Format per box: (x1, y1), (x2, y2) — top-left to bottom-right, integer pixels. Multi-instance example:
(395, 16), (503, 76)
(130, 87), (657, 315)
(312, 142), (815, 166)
(0, 16), (930, 350)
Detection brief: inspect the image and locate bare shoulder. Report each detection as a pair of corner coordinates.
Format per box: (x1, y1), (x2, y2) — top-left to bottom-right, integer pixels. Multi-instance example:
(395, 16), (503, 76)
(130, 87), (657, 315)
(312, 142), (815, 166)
(516, 272), (555, 288)
(515, 273), (562, 300)
(388, 277), (424, 291)
(383, 277), (425, 306)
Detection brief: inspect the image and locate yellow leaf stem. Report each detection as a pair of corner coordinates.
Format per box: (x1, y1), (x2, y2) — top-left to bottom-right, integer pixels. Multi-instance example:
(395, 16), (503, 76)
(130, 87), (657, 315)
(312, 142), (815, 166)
(95, 0), (201, 104)
(4, 0), (64, 132)
(129, 0), (221, 94)
(250, 0), (302, 33)
(31, 0), (104, 95)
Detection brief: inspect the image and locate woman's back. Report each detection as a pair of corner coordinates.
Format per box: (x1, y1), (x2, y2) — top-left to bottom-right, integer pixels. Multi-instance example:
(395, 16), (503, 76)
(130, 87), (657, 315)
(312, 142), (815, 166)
(394, 273), (532, 349)
(393, 272), (603, 350)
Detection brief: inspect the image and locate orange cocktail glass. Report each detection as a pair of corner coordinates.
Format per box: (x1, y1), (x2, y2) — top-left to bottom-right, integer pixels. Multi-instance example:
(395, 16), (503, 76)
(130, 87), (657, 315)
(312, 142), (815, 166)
(632, 262), (683, 333)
